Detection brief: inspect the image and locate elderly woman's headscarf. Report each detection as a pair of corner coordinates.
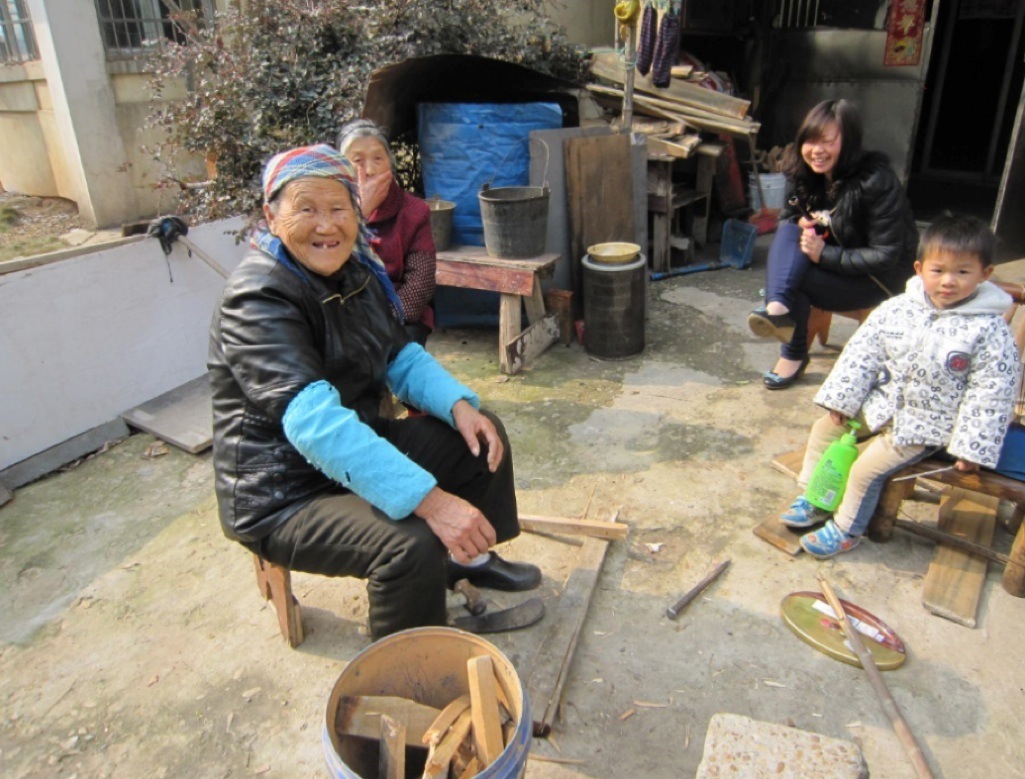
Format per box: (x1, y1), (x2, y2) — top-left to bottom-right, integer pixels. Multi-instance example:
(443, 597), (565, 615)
(252, 144), (402, 317)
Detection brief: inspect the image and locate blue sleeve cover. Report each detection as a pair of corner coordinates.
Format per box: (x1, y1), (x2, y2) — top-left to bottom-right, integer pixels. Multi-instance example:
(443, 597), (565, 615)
(386, 343), (479, 425)
(282, 381), (437, 519)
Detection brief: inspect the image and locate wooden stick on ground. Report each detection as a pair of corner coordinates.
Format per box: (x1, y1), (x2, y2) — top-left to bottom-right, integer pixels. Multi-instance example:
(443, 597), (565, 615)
(817, 573), (935, 779)
(527, 509), (619, 736)
(519, 513), (628, 541)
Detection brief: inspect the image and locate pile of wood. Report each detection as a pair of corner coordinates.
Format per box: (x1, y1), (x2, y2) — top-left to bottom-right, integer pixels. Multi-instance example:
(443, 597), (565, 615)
(587, 51), (760, 160)
(336, 655), (516, 779)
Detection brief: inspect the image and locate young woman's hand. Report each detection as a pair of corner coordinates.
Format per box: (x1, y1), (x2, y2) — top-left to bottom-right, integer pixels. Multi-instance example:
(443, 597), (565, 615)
(798, 221), (825, 263)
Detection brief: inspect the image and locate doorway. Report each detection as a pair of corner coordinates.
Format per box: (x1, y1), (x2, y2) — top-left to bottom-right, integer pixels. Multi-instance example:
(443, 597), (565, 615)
(908, 0), (1025, 223)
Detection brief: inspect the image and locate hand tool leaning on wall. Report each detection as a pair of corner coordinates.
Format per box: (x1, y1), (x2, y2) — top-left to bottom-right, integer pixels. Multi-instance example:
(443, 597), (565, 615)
(147, 216), (230, 280)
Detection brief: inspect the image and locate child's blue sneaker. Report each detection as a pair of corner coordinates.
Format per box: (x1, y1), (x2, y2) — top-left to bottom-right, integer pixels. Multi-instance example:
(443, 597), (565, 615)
(779, 496), (831, 528)
(800, 520), (861, 559)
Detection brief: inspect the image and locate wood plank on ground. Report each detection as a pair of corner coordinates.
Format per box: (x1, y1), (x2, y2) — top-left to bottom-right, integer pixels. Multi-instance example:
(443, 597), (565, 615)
(519, 513), (628, 541)
(753, 512), (804, 556)
(121, 374), (212, 453)
(526, 511), (617, 736)
(770, 447), (805, 480)
(504, 314), (559, 375)
(922, 488), (998, 627)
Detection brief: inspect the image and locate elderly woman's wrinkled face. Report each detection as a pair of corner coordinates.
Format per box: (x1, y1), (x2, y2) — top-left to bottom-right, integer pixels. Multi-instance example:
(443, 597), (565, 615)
(264, 178), (359, 276)
(801, 121), (842, 180)
(344, 136), (392, 178)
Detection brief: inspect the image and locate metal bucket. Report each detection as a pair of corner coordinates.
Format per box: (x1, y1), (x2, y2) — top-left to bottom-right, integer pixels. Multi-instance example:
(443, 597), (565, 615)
(478, 184), (549, 259)
(324, 626), (531, 778)
(427, 197), (455, 251)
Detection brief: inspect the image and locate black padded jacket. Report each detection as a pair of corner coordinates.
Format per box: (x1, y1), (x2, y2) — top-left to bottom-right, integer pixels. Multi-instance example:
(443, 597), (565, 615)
(208, 248), (408, 544)
(779, 151), (918, 296)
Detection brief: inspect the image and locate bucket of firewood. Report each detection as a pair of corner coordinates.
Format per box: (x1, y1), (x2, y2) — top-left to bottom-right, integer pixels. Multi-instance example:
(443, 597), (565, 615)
(324, 627), (531, 778)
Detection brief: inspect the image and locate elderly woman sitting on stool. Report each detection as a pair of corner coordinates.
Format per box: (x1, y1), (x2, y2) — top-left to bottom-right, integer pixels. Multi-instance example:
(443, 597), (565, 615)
(337, 118), (437, 346)
(208, 145), (539, 640)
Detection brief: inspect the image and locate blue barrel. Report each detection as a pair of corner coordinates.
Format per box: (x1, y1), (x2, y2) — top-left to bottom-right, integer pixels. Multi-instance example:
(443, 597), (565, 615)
(324, 627), (531, 778)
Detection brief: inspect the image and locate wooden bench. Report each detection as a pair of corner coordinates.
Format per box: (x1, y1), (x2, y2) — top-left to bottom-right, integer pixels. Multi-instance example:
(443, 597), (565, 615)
(252, 554), (304, 647)
(807, 306), (874, 348)
(435, 246), (561, 374)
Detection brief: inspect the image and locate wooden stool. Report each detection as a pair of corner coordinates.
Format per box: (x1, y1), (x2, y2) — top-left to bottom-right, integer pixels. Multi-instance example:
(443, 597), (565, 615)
(807, 306), (874, 347)
(869, 460), (1025, 597)
(252, 554), (305, 647)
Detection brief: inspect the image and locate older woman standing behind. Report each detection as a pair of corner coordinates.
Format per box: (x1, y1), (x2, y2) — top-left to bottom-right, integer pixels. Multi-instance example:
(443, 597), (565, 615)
(748, 100), (918, 389)
(209, 145), (539, 640)
(338, 119), (436, 345)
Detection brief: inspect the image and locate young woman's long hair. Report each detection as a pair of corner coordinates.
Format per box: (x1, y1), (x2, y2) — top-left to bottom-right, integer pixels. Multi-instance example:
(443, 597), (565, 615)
(784, 99), (864, 209)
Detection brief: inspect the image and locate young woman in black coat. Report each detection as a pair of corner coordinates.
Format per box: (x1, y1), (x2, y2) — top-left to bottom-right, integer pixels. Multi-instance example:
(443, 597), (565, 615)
(748, 99), (919, 389)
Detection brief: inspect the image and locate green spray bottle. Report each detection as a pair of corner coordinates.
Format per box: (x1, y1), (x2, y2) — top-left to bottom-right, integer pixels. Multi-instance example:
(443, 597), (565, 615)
(806, 420), (862, 512)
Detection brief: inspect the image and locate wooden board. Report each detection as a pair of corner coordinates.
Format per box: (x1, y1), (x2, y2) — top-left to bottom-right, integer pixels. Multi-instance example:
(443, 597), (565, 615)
(753, 512), (804, 556)
(922, 488), (999, 627)
(504, 314), (559, 375)
(564, 134), (636, 299)
(526, 512), (616, 736)
(121, 374), (212, 454)
(519, 513), (628, 541)
(335, 695), (442, 746)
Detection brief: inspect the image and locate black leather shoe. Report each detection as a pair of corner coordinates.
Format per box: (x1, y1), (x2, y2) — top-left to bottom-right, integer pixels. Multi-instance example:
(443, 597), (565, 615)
(748, 308), (796, 343)
(447, 552), (542, 592)
(763, 356), (811, 390)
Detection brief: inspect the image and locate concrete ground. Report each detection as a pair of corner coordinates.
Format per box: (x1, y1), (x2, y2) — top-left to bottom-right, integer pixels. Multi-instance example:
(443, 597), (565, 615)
(2, 234), (1024, 779)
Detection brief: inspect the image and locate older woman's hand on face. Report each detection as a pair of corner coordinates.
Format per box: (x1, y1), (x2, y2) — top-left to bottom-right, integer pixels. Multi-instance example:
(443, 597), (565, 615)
(452, 399), (504, 472)
(416, 487), (497, 563)
(356, 166), (391, 217)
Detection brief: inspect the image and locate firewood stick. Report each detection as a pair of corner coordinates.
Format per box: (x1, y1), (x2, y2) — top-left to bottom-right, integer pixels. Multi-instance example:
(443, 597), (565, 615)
(817, 573), (935, 779)
(422, 694), (471, 747)
(378, 714), (405, 779)
(422, 709), (472, 779)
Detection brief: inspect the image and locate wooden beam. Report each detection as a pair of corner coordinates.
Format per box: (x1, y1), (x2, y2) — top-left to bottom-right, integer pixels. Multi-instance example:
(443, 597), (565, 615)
(590, 51), (751, 119)
(519, 513), (628, 541)
(467, 656), (504, 767)
(335, 695), (441, 746)
(586, 84), (759, 138)
(421, 694), (471, 747)
(527, 511), (618, 736)
(422, 708), (472, 779)
(436, 260), (535, 296)
(378, 714), (405, 779)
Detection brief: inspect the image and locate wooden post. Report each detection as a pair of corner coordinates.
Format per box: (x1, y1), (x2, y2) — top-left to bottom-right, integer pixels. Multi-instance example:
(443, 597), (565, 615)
(868, 477), (915, 542)
(1003, 521), (1025, 596)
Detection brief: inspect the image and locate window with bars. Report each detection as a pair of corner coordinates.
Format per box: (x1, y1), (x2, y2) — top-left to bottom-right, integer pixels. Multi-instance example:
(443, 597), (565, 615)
(0, 0), (38, 64)
(95, 0), (210, 59)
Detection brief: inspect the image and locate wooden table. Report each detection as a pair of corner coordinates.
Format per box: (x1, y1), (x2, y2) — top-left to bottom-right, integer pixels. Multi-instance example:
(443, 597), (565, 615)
(435, 246), (560, 374)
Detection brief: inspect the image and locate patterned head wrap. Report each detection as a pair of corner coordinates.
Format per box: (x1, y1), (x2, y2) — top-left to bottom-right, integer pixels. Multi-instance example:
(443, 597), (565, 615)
(254, 144), (403, 317)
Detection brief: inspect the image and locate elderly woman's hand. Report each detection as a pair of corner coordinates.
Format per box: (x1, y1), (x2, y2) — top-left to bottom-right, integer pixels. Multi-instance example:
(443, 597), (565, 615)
(357, 167), (391, 217)
(416, 487), (497, 562)
(452, 400), (504, 472)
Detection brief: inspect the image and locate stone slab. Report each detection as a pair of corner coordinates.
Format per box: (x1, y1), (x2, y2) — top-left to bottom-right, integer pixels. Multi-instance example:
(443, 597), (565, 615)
(695, 713), (868, 779)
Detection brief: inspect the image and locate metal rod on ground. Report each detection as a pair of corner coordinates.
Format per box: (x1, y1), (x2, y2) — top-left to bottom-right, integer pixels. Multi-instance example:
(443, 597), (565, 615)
(816, 573), (936, 779)
(894, 518), (1021, 568)
(666, 560), (730, 620)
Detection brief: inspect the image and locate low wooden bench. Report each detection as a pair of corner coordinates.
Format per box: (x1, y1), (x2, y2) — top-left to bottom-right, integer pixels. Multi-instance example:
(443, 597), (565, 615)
(252, 554), (304, 647)
(435, 246), (561, 375)
(807, 306), (874, 348)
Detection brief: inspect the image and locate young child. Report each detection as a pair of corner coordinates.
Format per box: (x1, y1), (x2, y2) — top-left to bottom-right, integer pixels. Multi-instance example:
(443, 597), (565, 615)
(781, 214), (1021, 558)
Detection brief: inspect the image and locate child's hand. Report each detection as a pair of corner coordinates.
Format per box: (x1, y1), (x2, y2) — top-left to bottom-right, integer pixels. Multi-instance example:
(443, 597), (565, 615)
(954, 459), (980, 473)
(829, 410), (848, 426)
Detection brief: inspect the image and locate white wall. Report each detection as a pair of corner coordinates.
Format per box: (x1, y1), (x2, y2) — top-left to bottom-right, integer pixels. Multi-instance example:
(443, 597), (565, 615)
(0, 218), (246, 471)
